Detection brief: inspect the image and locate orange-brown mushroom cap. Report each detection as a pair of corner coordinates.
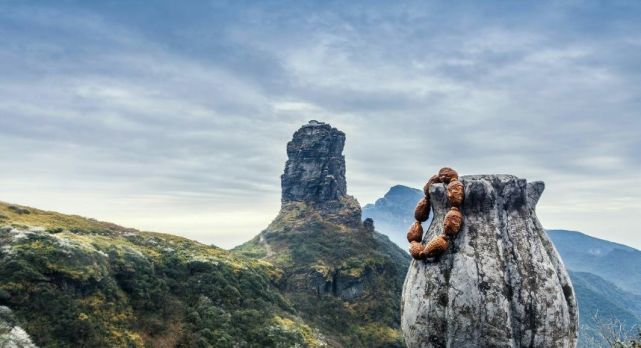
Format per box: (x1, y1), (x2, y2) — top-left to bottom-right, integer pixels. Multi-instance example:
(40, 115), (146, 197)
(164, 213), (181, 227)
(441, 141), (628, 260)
(414, 197), (431, 222)
(444, 207), (463, 236)
(447, 180), (465, 207)
(409, 241), (426, 259)
(438, 167), (459, 184)
(423, 235), (449, 257)
(407, 221), (424, 243)
(423, 174), (441, 196)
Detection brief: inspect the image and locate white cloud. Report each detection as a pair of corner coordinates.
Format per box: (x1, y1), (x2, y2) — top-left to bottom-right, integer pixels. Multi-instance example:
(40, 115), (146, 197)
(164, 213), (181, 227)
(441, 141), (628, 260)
(0, 2), (640, 249)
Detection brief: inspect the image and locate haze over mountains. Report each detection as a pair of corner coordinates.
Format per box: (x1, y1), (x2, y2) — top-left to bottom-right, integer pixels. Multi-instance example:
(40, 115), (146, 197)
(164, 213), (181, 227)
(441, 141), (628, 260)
(364, 185), (641, 346)
(1, 121), (637, 347)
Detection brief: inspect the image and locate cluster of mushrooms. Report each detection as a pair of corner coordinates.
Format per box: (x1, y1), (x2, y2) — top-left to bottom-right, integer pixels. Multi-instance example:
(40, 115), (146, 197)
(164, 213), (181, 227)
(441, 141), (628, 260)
(407, 167), (465, 260)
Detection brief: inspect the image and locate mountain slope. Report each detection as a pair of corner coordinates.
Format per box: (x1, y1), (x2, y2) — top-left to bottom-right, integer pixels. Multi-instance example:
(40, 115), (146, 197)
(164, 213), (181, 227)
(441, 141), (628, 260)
(570, 271), (641, 347)
(0, 202), (321, 347)
(234, 121), (410, 347)
(234, 201), (409, 347)
(548, 230), (641, 296)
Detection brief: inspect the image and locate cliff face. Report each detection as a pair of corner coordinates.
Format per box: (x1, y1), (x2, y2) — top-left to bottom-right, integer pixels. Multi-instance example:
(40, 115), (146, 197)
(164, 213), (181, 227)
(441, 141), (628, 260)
(282, 120), (347, 205)
(235, 120), (410, 347)
(280, 120), (361, 227)
(401, 175), (578, 348)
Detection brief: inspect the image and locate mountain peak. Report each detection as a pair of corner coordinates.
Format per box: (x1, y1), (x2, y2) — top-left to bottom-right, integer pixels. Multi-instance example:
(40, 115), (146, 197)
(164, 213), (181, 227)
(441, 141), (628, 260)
(280, 121), (361, 226)
(282, 121), (347, 205)
(235, 122), (410, 347)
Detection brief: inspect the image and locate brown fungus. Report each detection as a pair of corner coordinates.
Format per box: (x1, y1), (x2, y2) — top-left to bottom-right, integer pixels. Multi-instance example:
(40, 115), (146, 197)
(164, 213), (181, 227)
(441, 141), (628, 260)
(444, 207), (463, 236)
(409, 241), (426, 260)
(447, 179), (465, 207)
(409, 167), (464, 261)
(407, 221), (424, 243)
(423, 235), (449, 257)
(438, 167), (459, 184)
(423, 174), (441, 196)
(414, 197), (431, 222)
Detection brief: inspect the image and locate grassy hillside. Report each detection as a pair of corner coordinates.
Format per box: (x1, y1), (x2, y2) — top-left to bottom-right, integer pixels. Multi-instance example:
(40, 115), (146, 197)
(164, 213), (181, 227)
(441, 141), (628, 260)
(234, 200), (410, 348)
(0, 202), (321, 347)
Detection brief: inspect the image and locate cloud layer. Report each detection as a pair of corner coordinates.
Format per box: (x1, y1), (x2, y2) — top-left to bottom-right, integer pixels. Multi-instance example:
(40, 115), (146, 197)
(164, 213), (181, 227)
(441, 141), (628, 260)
(1, 1), (640, 248)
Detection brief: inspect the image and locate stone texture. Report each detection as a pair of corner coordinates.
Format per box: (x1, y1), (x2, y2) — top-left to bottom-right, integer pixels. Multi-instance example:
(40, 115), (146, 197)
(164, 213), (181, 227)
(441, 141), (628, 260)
(0, 306), (37, 348)
(285, 268), (369, 300)
(401, 175), (578, 348)
(282, 120), (347, 205)
(280, 120), (361, 226)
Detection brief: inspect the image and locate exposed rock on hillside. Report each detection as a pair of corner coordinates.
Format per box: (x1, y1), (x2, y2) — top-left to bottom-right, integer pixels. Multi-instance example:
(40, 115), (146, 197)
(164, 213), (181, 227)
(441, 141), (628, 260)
(235, 121), (410, 347)
(281, 120), (361, 227)
(0, 306), (36, 348)
(401, 175), (578, 347)
(282, 120), (347, 204)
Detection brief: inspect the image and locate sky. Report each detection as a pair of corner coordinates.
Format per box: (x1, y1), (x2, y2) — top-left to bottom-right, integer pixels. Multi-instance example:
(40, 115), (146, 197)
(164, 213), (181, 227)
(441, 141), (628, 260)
(0, 0), (640, 249)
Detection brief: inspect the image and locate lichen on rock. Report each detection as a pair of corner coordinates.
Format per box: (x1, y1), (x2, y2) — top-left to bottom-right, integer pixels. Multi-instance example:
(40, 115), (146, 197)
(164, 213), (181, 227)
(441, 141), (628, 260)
(401, 175), (578, 348)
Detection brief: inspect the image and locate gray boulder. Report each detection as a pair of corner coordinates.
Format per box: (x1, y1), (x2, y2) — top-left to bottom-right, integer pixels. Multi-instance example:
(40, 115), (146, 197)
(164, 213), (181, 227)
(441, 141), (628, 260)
(401, 175), (578, 347)
(0, 306), (37, 348)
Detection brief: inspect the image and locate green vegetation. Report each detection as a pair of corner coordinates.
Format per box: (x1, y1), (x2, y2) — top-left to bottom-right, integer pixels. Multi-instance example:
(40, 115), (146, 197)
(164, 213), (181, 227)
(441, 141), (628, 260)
(234, 201), (409, 348)
(0, 202), (320, 347)
(0, 200), (409, 347)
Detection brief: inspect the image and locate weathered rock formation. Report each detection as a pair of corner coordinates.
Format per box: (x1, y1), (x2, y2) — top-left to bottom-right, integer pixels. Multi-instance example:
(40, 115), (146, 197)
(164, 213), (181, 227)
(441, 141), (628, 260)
(280, 120), (361, 227)
(401, 175), (578, 348)
(0, 306), (37, 348)
(235, 121), (410, 347)
(282, 120), (347, 204)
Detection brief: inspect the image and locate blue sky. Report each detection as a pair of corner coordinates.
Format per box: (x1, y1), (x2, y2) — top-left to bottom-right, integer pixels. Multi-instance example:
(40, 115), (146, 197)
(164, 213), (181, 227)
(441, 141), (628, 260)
(1, 1), (640, 249)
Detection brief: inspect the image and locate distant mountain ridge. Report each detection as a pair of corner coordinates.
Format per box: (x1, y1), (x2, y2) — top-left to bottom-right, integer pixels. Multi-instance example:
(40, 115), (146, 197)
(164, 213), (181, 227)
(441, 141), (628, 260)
(362, 185), (424, 248)
(548, 229), (641, 296)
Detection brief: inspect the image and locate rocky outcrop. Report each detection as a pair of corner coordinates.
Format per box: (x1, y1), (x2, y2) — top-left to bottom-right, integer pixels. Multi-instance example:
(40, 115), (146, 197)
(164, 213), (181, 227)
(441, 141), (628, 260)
(235, 121), (410, 347)
(401, 175), (578, 348)
(281, 120), (361, 227)
(363, 218), (375, 232)
(282, 120), (347, 204)
(0, 306), (37, 348)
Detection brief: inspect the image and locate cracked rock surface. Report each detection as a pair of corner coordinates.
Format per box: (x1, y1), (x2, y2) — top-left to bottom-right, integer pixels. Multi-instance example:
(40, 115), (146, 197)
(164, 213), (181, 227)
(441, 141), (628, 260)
(282, 120), (347, 206)
(401, 175), (578, 348)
